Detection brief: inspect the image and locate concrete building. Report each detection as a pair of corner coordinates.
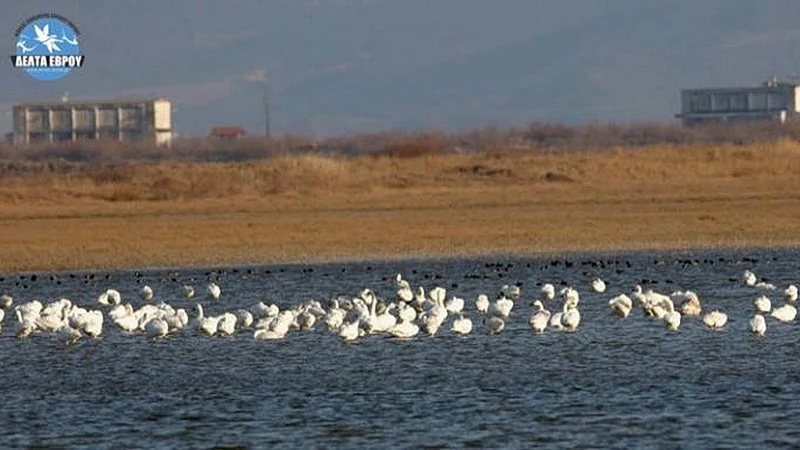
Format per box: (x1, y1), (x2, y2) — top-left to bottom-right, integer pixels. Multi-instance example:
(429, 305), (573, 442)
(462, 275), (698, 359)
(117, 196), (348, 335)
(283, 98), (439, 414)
(676, 78), (800, 126)
(12, 97), (172, 146)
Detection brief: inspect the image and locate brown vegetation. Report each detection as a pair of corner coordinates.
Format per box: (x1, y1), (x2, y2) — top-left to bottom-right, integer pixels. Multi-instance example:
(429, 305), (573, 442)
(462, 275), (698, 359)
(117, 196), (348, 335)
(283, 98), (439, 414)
(0, 122), (799, 272)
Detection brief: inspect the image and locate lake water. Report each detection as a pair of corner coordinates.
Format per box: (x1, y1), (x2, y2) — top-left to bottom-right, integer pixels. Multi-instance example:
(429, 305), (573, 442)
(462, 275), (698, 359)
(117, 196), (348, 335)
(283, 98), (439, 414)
(1, 248), (800, 449)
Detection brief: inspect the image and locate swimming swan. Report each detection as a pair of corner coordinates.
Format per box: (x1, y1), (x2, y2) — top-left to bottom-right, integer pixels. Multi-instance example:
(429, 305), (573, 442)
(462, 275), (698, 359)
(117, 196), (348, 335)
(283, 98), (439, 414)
(529, 300), (550, 333)
(475, 294), (489, 314)
(541, 284), (555, 301)
(785, 285), (798, 302)
(771, 303), (797, 323)
(753, 295), (772, 313)
(486, 316), (505, 335)
(591, 278), (606, 293)
(608, 294), (633, 318)
(207, 282), (221, 301)
(703, 310), (728, 329)
(451, 314), (473, 336)
(141, 285), (154, 302)
(750, 314), (766, 336)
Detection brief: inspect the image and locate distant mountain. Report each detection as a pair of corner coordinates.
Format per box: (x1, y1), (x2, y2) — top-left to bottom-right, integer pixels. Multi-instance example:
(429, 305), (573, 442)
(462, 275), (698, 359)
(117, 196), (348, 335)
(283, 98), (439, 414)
(2, 0), (800, 137)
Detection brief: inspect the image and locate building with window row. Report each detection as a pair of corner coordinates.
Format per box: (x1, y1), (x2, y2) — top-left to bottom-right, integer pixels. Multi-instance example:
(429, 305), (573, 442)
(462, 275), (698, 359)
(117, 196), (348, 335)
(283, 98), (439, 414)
(11, 97), (172, 146)
(676, 78), (800, 126)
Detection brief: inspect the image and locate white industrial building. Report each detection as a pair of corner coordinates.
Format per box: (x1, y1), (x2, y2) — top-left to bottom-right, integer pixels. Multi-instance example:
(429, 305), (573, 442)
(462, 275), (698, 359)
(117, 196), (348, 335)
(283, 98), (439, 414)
(11, 97), (172, 146)
(676, 78), (800, 126)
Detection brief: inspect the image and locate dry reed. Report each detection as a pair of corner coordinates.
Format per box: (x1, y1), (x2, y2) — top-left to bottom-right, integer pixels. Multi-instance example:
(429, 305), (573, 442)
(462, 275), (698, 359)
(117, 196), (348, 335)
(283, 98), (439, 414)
(0, 137), (799, 272)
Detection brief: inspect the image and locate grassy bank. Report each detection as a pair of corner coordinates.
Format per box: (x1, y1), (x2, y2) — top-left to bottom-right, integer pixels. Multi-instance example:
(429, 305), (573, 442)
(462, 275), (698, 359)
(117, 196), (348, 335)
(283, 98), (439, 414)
(1, 139), (799, 272)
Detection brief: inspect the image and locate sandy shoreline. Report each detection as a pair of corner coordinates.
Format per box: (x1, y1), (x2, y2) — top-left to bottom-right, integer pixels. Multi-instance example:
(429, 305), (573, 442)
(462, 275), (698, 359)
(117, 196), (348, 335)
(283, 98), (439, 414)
(1, 142), (799, 273)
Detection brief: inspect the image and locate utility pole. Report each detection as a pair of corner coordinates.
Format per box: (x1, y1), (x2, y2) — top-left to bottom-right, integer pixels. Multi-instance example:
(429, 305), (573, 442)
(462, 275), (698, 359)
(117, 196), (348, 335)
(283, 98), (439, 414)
(263, 80), (270, 138)
(245, 68), (270, 138)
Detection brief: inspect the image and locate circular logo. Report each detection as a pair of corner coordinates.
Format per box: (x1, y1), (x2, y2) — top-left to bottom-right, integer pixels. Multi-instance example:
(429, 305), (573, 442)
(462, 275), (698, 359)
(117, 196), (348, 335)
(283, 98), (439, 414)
(14, 14), (82, 81)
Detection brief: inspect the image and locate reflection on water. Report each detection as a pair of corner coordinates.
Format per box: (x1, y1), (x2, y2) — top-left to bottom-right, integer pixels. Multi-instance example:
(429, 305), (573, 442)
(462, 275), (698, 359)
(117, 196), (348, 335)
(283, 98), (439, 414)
(1, 248), (799, 448)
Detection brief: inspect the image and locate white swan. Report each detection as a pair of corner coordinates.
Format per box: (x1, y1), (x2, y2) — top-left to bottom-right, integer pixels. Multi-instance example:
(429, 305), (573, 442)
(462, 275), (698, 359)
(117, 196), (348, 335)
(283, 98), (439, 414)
(42, 298), (72, 318)
(445, 296), (465, 315)
(98, 289), (121, 306)
(163, 309), (188, 334)
(451, 314), (473, 336)
(681, 298), (702, 316)
(77, 310), (103, 338)
(395, 273), (411, 290)
(591, 278), (606, 293)
(282, 309), (301, 332)
(112, 304), (139, 332)
(754, 295), (772, 313)
(0, 294), (13, 310)
(254, 327), (288, 340)
(396, 274), (413, 302)
(486, 316), (505, 335)
(771, 303), (797, 323)
(363, 291), (396, 334)
(388, 318), (419, 339)
(135, 305), (161, 331)
(703, 310), (728, 329)
(529, 300), (550, 333)
(35, 308), (67, 333)
(195, 304), (219, 336)
(490, 296), (514, 318)
(145, 318), (169, 339)
(323, 300), (347, 331)
(561, 304), (581, 331)
(291, 304), (314, 331)
(108, 303), (130, 322)
(235, 309), (254, 329)
(14, 309), (36, 338)
(662, 300), (680, 331)
(429, 286), (447, 306)
(411, 286), (426, 312)
(743, 270), (757, 287)
(207, 282), (221, 301)
(785, 285), (798, 302)
(664, 310), (681, 331)
(57, 324), (82, 346)
(338, 320), (360, 342)
(217, 312), (238, 336)
(501, 284), (521, 300)
(397, 303), (417, 323)
(475, 294), (489, 314)
(182, 285), (195, 299)
(549, 309), (564, 331)
(141, 285), (154, 302)
(670, 290), (701, 316)
(541, 284), (555, 301)
(640, 289), (671, 318)
(560, 287), (580, 308)
(420, 290), (448, 336)
(608, 294), (633, 318)
(756, 281), (777, 290)
(421, 310), (446, 336)
(253, 301), (279, 319)
(750, 314), (766, 336)
(17, 300), (43, 319)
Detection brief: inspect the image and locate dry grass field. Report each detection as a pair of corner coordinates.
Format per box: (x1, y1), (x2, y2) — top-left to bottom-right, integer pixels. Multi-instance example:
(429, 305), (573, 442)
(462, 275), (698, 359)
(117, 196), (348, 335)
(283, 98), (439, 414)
(1, 138), (799, 272)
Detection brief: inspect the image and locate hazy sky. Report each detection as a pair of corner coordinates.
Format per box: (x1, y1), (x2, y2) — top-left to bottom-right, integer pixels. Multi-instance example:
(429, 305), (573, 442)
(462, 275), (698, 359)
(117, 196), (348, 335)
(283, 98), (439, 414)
(3, 1), (800, 137)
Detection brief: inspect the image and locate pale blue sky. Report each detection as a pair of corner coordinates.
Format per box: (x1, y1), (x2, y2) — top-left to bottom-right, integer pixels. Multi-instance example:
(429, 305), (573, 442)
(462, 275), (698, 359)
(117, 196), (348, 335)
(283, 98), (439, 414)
(3, 0), (800, 137)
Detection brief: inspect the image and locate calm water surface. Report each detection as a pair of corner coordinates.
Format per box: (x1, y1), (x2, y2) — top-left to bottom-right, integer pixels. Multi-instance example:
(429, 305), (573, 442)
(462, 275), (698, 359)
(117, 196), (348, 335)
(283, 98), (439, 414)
(2, 248), (800, 449)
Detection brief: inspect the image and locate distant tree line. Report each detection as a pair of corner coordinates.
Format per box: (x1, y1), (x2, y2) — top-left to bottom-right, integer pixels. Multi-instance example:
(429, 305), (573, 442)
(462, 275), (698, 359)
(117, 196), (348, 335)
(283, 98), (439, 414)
(1, 120), (799, 164)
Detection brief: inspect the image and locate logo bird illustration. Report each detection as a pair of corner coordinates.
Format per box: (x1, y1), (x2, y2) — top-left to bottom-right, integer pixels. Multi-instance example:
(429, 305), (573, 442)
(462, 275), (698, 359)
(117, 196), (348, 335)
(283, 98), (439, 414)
(33, 24), (63, 53)
(16, 36), (36, 53)
(60, 29), (78, 46)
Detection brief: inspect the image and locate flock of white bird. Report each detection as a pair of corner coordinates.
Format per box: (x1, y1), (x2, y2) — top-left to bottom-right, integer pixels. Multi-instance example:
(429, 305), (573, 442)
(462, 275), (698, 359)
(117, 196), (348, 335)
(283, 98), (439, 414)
(0, 269), (797, 345)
